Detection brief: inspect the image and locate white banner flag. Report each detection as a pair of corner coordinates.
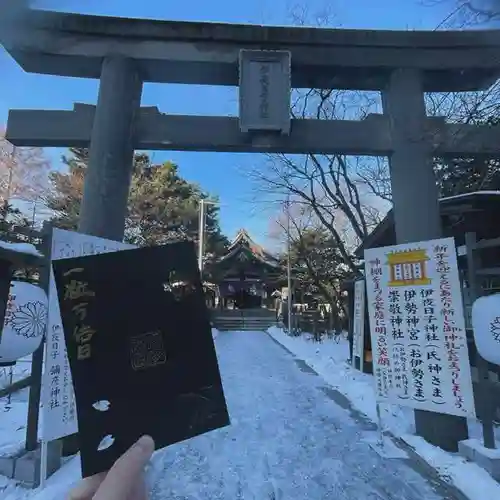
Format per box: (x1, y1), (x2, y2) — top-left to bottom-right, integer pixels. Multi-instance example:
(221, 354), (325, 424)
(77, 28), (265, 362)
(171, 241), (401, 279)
(42, 228), (135, 442)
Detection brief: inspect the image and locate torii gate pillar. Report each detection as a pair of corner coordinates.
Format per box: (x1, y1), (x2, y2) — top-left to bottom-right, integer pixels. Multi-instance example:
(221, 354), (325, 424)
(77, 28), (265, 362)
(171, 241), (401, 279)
(383, 68), (468, 450)
(78, 56), (143, 241)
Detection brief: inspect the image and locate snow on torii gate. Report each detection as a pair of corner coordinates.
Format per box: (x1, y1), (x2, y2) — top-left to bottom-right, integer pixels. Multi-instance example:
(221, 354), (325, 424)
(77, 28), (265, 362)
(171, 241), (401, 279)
(4, 9), (500, 452)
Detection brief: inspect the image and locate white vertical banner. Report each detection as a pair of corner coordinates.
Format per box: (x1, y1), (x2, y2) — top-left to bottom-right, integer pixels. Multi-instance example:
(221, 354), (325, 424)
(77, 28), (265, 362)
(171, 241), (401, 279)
(352, 279), (366, 370)
(364, 237), (476, 418)
(42, 228), (135, 441)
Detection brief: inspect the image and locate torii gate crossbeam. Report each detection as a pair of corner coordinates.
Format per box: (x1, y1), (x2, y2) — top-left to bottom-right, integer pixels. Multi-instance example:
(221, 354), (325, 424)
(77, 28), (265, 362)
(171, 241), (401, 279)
(6, 104), (500, 157)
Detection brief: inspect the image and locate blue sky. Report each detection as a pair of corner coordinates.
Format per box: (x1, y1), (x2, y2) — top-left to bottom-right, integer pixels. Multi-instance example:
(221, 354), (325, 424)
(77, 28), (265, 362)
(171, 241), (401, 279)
(0, 0), (453, 248)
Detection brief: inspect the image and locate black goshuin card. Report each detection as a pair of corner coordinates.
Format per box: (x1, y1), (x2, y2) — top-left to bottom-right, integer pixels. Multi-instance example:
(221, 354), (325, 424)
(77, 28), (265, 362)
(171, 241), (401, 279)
(52, 241), (230, 478)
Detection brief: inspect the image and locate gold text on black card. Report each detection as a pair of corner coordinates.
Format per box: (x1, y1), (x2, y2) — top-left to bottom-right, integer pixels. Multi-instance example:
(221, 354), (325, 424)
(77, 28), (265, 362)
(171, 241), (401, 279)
(63, 267), (95, 301)
(62, 267), (97, 361)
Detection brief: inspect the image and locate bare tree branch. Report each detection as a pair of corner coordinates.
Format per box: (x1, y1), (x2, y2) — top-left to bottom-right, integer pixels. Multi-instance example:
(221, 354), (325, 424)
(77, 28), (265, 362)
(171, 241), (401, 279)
(0, 128), (51, 212)
(421, 0), (500, 27)
(248, 84), (383, 275)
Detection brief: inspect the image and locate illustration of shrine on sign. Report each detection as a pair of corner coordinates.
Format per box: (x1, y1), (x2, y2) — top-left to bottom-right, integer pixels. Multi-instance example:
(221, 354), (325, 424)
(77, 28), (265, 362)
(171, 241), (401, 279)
(386, 249), (432, 287)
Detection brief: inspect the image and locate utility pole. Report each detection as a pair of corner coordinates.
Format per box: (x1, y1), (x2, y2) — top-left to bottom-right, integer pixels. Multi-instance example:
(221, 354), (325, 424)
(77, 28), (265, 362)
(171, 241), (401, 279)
(198, 199), (220, 275)
(198, 199), (206, 274)
(286, 195), (293, 332)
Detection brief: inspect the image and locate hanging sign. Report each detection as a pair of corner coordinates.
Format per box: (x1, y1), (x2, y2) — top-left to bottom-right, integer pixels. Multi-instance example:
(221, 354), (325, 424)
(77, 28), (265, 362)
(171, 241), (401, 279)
(239, 49), (291, 134)
(364, 237), (475, 418)
(471, 293), (500, 366)
(352, 279), (366, 370)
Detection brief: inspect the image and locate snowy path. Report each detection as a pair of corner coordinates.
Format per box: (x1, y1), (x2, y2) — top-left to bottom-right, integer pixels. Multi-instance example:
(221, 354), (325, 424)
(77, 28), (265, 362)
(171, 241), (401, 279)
(150, 331), (455, 500)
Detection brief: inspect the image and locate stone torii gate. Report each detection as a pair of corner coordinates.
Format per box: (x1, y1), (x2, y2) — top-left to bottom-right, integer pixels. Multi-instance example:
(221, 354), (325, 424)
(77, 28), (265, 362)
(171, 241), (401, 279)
(4, 9), (500, 453)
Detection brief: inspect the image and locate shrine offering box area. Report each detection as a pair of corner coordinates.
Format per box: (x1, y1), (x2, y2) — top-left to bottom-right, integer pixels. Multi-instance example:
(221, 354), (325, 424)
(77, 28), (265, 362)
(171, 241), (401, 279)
(52, 241), (230, 478)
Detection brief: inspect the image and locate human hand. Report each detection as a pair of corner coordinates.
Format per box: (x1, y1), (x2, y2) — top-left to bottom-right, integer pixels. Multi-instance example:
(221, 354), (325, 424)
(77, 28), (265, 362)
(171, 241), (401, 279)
(68, 435), (155, 500)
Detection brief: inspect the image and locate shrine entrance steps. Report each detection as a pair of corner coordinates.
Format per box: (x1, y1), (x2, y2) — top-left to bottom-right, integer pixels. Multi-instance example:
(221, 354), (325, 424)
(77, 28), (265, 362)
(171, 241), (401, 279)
(212, 308), (276, 332)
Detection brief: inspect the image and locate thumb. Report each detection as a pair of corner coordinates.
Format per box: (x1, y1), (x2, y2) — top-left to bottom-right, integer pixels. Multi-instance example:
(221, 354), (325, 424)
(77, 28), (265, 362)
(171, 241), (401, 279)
(93, 436), (155, 500)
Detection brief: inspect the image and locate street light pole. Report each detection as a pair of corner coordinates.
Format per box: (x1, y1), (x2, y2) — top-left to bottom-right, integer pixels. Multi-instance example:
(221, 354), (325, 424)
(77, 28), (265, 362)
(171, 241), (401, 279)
(198, 199), (206, 273)
(198, 198), (219, 275)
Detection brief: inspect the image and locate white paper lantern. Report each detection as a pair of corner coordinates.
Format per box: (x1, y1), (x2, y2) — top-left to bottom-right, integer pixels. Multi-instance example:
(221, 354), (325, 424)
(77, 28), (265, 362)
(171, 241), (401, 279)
(0, 281), (47, 365)
(471, 293), (500, 366)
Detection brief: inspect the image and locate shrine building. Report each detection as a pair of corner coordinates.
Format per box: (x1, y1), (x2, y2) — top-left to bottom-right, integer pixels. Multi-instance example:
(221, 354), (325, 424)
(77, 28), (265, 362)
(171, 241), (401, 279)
(206, 229), (284, 310)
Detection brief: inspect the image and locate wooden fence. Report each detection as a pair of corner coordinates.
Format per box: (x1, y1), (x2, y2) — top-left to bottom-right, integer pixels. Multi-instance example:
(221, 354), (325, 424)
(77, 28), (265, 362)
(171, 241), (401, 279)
(464, 232), (500, 448)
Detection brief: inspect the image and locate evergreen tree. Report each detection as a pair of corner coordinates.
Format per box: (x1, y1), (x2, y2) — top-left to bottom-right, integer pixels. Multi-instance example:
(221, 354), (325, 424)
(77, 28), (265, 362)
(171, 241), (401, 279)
(285, 227), (348, 304)
(434, 116), (500, 197)
(278, 226), (355, 330)
(127, 160), (228, 257)
(45, 148), (88, 231)
(0, 203), (33, 242)
(45, 148), (229, 259)
(435, 156), (500, 197)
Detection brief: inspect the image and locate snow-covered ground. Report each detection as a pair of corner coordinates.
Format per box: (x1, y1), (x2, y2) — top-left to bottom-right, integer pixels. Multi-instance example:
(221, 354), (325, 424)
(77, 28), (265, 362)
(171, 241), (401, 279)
(0, 390), (29, 459)
(0, 357), (32, 391)
(212, 327), (220, 340)
(0, 357), (33, 458)
(149, 330), (449, 499)
(267, 326), (500, 500)
(1, 330), (458, 500)
(1, 331), (222, 499)
(1, 454), (82, 500)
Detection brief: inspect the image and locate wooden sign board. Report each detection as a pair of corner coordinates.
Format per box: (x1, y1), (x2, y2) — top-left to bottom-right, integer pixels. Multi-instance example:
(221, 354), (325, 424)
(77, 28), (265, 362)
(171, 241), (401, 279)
(364, 237), (475, 418)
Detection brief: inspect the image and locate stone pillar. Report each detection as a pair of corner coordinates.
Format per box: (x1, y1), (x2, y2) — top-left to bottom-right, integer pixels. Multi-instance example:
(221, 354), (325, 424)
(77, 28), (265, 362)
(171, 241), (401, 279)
(79, 56), (143, 241)
(382, 68), (468, 452)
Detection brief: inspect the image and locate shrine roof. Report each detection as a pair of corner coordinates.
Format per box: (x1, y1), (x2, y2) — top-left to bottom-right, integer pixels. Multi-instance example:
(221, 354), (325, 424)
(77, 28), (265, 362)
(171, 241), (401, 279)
(216, 229), (281, 269)
(355, 191), (500, 258)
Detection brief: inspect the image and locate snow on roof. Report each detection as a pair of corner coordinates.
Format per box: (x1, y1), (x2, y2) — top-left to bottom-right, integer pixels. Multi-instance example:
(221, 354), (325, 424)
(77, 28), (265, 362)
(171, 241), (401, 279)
(356, 190), (500, 257)
(0, 239), (42, 257)
(222, 229), (280, 268)
(228, 229), (262, 251)
(439, 190), (500, 203)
